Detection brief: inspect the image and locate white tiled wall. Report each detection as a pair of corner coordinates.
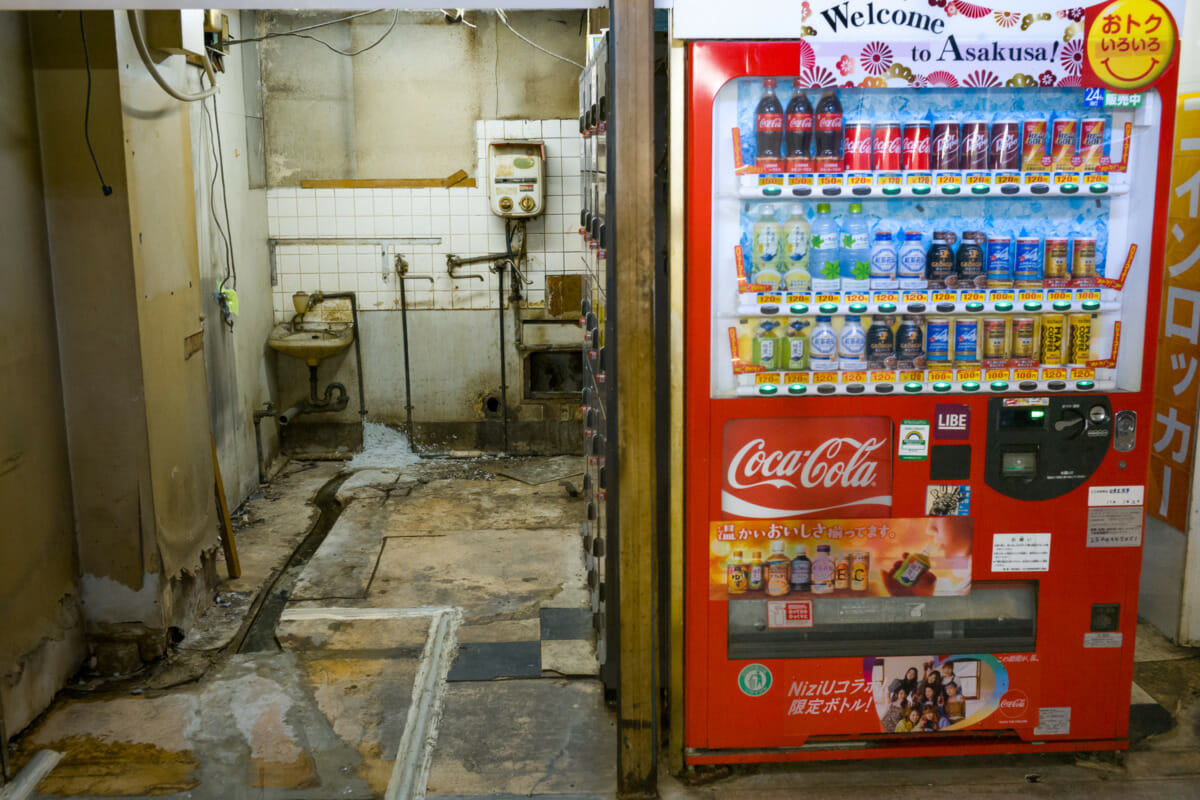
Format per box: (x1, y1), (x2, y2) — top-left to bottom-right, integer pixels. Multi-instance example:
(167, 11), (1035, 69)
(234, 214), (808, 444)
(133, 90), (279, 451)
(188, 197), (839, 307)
(268, 119), (586, 319)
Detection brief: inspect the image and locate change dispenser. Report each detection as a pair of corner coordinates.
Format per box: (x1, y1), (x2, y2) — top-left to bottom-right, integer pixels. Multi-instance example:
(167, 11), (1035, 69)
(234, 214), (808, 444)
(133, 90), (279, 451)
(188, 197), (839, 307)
(487, 140), (545, 218)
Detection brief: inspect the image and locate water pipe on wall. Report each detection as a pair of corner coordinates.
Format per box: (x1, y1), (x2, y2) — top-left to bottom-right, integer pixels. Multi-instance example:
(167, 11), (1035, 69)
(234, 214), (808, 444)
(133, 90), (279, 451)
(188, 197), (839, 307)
(395, 254), (436, 449)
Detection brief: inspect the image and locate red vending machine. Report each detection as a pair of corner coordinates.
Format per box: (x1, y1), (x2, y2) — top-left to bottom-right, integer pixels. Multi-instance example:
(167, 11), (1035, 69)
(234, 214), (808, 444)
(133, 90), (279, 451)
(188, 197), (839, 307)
(681, 0), (1183, 762)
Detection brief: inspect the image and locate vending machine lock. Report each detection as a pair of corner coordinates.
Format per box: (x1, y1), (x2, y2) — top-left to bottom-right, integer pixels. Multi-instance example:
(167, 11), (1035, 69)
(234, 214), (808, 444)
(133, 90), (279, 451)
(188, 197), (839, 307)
(1113, 410), (1137, 453)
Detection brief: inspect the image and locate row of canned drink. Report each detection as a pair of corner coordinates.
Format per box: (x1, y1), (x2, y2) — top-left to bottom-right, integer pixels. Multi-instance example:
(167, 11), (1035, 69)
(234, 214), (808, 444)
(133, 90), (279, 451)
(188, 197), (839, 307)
(836, 117), (1107, 174)
(750, 312), (1094, 371)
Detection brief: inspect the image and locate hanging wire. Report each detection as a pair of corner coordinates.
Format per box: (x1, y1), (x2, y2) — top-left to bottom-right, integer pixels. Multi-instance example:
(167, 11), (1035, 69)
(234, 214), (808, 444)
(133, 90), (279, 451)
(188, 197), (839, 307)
(496, 9), (583, 70)
(224, 9), (399, 57)
(200, 85), (235, 300)
(79, 12), (113, 196)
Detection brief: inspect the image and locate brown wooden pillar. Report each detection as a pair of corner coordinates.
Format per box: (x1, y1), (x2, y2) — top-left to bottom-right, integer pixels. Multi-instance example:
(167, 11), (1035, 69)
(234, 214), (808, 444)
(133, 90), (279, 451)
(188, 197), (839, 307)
(611, 0), (658, 796)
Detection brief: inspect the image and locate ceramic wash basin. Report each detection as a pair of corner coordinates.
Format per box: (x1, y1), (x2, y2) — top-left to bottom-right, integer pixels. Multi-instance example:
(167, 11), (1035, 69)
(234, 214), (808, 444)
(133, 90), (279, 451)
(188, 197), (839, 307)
(268, 321), (354, 367)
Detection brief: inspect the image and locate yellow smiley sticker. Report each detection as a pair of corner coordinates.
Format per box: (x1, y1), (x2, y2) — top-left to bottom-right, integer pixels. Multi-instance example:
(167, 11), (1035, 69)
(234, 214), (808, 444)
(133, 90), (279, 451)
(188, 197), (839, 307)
(1086, 0), (1176, 90)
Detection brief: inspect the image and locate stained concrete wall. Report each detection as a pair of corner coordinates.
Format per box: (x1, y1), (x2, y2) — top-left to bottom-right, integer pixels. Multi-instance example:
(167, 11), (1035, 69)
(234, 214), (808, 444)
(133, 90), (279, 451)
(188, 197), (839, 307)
(190, 10), (277, 508)
(29, 11), (217, 661)
(259, 9), (585, 184)
(0, 12), (86, 737)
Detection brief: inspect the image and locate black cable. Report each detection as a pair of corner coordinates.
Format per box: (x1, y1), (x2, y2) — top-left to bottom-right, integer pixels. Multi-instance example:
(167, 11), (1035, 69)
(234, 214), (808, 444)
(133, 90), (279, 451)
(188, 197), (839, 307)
(200, 98), (234, 294)
(79, 12), (113, 196)
(208, 78), (238, 293)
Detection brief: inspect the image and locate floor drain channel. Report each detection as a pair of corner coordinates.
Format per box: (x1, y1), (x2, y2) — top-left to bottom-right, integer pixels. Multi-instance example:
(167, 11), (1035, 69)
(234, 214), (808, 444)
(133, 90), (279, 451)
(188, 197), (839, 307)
(238, 471), (351, 653)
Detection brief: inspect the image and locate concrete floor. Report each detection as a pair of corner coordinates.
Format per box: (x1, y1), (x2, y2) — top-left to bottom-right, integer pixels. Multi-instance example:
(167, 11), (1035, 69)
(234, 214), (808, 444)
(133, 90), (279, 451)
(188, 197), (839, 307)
(5, 452), (1200, 799)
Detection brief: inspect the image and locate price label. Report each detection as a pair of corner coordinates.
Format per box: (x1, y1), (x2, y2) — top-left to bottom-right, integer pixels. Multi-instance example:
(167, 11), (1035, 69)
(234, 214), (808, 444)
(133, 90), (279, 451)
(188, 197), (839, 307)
(783, 372), (810, 383)
(787, 174), (815, 187)
(903, 292), (929, 304)
(985, 368), (1012, 381)
(812, 371), (839, 383)
(1023, 173), (1051, 185)
(876, 173), (903, 186)
(965, 172), (991, 185)
(871, 370), (897, 382)
(1018, 291), (1044, 302)
(927, 369), (954, 381)
(755, 372), (781, 384)
(1013, 369), (1039, 381)
(818, 174), (844, 186)
(995, 173), (1021, 185)
(935, 173), (962, 185)
(757, 295), (783, 305)
(1053, 172), (1080, 184)
(1075, 290), (1101, 302)
(1070, 367), (1096, 379)
(905, 173), (932, 185)
(1083, 172), (1107, 184)
(784, 293), (813, 304)
(932, 292), (957, 303)
(843, 293), (870, 304)
(816, 294), (841, 304)
(873, 292), (900, 304)
(847, 174), (872, 185)
(956, 368), (982, 381)
(758, 174), (784, 185)
(1042, 367), (1068, 380)
(961, 292), (986, 303)
(898, 370), (924, 382)
(989, 290), (1015, 302)
(841, 371), (868, 383)
(1047, 291), (1072, 302)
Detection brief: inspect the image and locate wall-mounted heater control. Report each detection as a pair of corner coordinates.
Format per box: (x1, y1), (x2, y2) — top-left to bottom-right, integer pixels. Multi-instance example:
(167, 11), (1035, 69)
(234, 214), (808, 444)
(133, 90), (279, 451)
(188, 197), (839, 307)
(488, 140), (545, 218)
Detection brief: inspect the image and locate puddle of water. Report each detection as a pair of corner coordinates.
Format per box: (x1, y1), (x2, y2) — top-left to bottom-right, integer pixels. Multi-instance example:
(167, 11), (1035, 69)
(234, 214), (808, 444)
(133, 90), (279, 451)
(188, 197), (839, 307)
(350, 423), (423, 470)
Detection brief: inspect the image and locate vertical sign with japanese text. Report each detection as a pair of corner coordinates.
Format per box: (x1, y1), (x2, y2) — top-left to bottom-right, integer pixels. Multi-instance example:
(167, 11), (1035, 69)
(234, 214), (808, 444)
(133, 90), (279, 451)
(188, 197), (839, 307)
(1150, 92), (1200, 529)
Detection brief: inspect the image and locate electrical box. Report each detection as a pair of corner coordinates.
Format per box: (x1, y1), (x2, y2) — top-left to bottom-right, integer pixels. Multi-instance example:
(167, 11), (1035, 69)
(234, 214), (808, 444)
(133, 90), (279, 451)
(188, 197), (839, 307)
(487, 140), (545, 218)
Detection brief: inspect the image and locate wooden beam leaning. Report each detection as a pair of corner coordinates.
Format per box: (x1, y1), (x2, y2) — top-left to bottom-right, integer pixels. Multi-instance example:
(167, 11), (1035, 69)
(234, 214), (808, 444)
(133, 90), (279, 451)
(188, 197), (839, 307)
(612, 0), (659, 796)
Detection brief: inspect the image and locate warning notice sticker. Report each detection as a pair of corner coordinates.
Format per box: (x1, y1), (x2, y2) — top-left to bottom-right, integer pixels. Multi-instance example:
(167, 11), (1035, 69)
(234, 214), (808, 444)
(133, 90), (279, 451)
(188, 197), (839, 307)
(991, 533), (1051, 572)
(1086, 506), (1143, 548)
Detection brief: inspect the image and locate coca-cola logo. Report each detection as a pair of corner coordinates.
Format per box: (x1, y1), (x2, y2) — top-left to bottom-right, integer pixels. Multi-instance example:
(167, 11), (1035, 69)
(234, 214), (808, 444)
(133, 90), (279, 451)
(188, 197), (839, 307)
(874, 136), (901, 154)
(787, 116), (814, 131)
(991, 131), (1018, 156)
(998, 690), (1029, 718)
(722, 417), (893, 519)
(844, 136), (872, 154)
(817, 113), (843, 131)
(903, 137), (931, 154)
(758, 114), (783, 131)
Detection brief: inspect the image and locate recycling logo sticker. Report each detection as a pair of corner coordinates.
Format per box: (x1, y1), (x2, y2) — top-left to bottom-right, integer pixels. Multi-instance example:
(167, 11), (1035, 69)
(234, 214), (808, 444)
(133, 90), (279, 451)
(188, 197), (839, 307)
(737, 663), (773, 697)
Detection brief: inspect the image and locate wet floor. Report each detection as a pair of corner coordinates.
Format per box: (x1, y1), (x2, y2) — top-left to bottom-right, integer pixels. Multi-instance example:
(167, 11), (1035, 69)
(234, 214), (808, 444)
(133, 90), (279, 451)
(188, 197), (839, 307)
(6, 442), (1200, 798)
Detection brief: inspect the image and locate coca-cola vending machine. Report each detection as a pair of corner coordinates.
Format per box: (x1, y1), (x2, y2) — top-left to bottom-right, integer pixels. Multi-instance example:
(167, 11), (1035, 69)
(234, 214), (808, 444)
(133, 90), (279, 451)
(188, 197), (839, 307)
(679, 0), (1184, 762)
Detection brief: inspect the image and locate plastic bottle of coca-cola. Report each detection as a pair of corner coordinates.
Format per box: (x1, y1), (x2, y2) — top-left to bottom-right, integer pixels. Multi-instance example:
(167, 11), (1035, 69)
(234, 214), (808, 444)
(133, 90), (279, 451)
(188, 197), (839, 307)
(815, 90), (844, 160)
(755, 79), (784, 161)
(784, 82), (813, 159)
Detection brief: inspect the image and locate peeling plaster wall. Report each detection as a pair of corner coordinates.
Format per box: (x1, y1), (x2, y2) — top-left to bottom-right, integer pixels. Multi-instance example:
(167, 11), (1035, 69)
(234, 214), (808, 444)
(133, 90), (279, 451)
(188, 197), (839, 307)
(0, 12), (86, 736)
(28, 11), (218, 648)
(258, 9), (585, 184)
(190, 10), (276, 509)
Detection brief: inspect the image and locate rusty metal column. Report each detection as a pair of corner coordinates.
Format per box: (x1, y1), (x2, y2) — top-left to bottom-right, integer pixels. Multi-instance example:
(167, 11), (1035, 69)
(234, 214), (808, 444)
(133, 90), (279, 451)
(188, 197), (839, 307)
(610, 0), (658, 796)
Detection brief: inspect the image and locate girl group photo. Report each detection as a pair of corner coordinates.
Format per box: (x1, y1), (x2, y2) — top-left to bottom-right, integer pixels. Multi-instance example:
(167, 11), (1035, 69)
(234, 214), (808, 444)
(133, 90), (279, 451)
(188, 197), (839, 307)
(875, 657), (983, 733)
